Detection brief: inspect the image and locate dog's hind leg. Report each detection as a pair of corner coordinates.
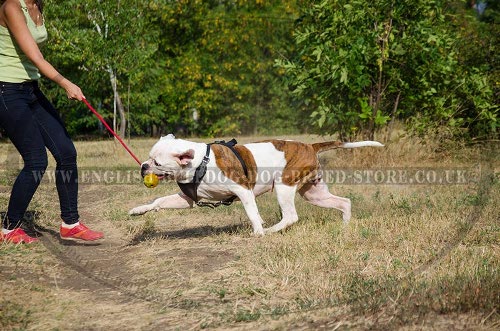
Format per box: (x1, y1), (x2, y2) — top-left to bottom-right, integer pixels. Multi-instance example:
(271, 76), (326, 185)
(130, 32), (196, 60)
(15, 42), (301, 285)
(129, 192), (195, 215)
(264, 184), (299, 233)
(299, 180), (351, 223)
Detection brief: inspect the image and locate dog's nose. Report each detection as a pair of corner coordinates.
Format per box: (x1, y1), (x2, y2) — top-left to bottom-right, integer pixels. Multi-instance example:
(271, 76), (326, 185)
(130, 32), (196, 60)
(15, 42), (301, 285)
(141, 163), (150, 177)
(141, 163), (150, 171)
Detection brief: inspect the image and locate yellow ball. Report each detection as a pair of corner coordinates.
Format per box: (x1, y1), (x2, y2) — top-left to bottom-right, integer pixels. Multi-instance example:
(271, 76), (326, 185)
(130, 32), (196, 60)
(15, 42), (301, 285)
(143, 173), (159, 188)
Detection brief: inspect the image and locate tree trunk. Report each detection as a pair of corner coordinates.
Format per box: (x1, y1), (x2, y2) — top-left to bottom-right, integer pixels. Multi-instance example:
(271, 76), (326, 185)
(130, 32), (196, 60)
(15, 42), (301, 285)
(89, 12), (127, 137)
(108, 67), (127, 137)
(115, 92), (126, 138)
(385, 91), (401, 142)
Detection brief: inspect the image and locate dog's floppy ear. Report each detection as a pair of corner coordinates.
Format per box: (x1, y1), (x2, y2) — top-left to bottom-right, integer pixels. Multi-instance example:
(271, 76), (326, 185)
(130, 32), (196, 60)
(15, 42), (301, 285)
(174, 149), (195, 166)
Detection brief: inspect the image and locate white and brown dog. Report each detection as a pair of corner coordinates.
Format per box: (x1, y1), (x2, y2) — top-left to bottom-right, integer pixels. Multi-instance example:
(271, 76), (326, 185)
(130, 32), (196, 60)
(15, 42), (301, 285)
(129, 134), (383, 236)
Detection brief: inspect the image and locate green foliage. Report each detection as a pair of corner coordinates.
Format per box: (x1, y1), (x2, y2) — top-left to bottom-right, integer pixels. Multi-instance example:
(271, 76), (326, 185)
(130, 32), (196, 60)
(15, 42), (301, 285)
(42, 0), (159, 136)
(32, 0), (497, 140)
(403, 1), (498, 140)
(149, 0), (301, 136)
(40, 0), (301, 137)
(276, 0), (498, 140)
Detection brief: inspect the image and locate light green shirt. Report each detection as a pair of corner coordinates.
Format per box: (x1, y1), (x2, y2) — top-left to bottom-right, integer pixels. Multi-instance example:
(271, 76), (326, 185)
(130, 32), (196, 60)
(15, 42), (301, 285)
(0, 0), (48, 83)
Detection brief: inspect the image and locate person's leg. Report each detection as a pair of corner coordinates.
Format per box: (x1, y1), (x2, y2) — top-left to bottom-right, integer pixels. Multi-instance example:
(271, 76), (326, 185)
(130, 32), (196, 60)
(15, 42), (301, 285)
(32, 86), (103, 241)
(0, 83), (48, 242)
(33, 86), (79, 224)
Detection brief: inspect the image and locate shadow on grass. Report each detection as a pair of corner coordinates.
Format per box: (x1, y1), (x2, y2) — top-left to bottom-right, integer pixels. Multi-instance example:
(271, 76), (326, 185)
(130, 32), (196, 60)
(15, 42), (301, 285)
(127, 223), (245, 245)
(1, 210), (41, 237)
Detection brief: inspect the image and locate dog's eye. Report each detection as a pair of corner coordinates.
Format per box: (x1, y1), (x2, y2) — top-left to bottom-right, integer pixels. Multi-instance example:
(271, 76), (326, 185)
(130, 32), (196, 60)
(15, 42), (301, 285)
(153, 160), (161, 167)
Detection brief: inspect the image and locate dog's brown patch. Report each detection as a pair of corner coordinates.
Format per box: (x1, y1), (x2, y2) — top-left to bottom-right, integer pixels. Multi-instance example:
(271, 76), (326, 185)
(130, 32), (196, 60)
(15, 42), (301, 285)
(265, 140), (320, 186)
(212, 144), (257, 189)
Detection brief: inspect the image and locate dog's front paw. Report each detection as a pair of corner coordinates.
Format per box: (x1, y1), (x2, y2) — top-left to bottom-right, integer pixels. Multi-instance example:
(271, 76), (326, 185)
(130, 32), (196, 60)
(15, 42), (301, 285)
(129, 205), (150, 216)
(252, 229), (265, 237)
(263, 227), (275, 234)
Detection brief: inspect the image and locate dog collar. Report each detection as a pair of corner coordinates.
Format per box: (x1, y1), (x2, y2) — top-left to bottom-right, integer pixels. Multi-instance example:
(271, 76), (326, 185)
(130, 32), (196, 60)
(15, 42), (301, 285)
(177, 144), (210, 202)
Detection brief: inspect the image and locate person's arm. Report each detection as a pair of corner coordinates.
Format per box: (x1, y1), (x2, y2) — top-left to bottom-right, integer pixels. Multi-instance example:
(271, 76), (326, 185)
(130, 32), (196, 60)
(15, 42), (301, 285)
(2, 0), (85, 100)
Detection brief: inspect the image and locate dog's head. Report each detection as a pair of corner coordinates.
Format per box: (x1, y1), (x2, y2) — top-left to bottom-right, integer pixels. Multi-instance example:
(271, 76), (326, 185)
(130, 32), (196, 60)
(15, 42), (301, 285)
(141, 134), (196, 182)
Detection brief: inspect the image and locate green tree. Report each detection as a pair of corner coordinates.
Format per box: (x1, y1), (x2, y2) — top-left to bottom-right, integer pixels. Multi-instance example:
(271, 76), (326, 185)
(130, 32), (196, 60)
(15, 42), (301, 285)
(443, 0), (499, 139)
(42, 0), (158, 137)
(277, 0), (498, 140)
(150, 0), (301, 136)
(41, 1), (302, 137)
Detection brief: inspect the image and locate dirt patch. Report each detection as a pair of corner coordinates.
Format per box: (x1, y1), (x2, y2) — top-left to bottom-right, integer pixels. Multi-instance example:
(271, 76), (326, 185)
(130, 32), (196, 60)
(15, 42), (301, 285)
(153, 246), (237, 274)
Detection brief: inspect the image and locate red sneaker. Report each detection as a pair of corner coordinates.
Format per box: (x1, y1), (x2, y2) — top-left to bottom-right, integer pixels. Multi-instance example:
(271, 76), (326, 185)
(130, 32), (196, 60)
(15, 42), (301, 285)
(0, 228), (39, 244)
(59, 222), (104, 242)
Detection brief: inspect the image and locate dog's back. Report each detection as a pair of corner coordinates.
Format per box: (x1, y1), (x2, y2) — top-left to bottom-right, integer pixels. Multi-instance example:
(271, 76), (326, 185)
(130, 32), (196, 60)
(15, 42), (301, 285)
(245, 139), (383, 187)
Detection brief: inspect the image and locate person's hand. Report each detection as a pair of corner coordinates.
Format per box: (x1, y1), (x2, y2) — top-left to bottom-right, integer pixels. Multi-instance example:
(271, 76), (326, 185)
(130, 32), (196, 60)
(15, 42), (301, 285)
(61, 79), (86, 101)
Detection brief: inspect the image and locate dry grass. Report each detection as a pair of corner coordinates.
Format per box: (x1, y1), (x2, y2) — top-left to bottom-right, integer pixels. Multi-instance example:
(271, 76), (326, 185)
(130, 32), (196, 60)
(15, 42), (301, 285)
(0, 134), (498, 330)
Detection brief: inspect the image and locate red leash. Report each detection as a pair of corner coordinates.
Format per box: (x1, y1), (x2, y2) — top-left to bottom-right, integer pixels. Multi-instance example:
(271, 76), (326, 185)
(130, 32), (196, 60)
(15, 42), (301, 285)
(82, 98), (142, 165)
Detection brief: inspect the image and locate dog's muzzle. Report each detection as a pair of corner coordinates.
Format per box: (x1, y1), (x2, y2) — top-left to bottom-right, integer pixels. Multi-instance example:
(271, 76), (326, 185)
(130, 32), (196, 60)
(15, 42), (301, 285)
(141, 163), (173, 180)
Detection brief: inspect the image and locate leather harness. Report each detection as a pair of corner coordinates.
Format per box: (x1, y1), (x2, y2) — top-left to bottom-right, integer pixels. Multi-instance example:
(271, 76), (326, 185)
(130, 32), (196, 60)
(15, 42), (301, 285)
(177, 139), (248, 208)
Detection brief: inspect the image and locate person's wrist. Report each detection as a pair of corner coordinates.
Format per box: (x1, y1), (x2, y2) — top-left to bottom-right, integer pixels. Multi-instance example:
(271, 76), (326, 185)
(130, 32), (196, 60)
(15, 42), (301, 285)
(52, 74), (68, 87)
(60, 78), (70, 89)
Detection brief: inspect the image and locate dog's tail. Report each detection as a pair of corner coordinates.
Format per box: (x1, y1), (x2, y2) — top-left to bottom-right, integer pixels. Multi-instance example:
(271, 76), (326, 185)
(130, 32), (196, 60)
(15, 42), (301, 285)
(312, 140), (384, 153)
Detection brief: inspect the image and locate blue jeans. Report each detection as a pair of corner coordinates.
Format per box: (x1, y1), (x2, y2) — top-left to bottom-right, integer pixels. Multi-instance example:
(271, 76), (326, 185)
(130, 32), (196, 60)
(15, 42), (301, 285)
(0, 81), (79, 229)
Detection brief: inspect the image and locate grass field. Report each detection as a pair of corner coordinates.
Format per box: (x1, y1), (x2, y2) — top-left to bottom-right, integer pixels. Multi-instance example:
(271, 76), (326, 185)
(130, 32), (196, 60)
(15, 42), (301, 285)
(0, 134), (498, 330)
